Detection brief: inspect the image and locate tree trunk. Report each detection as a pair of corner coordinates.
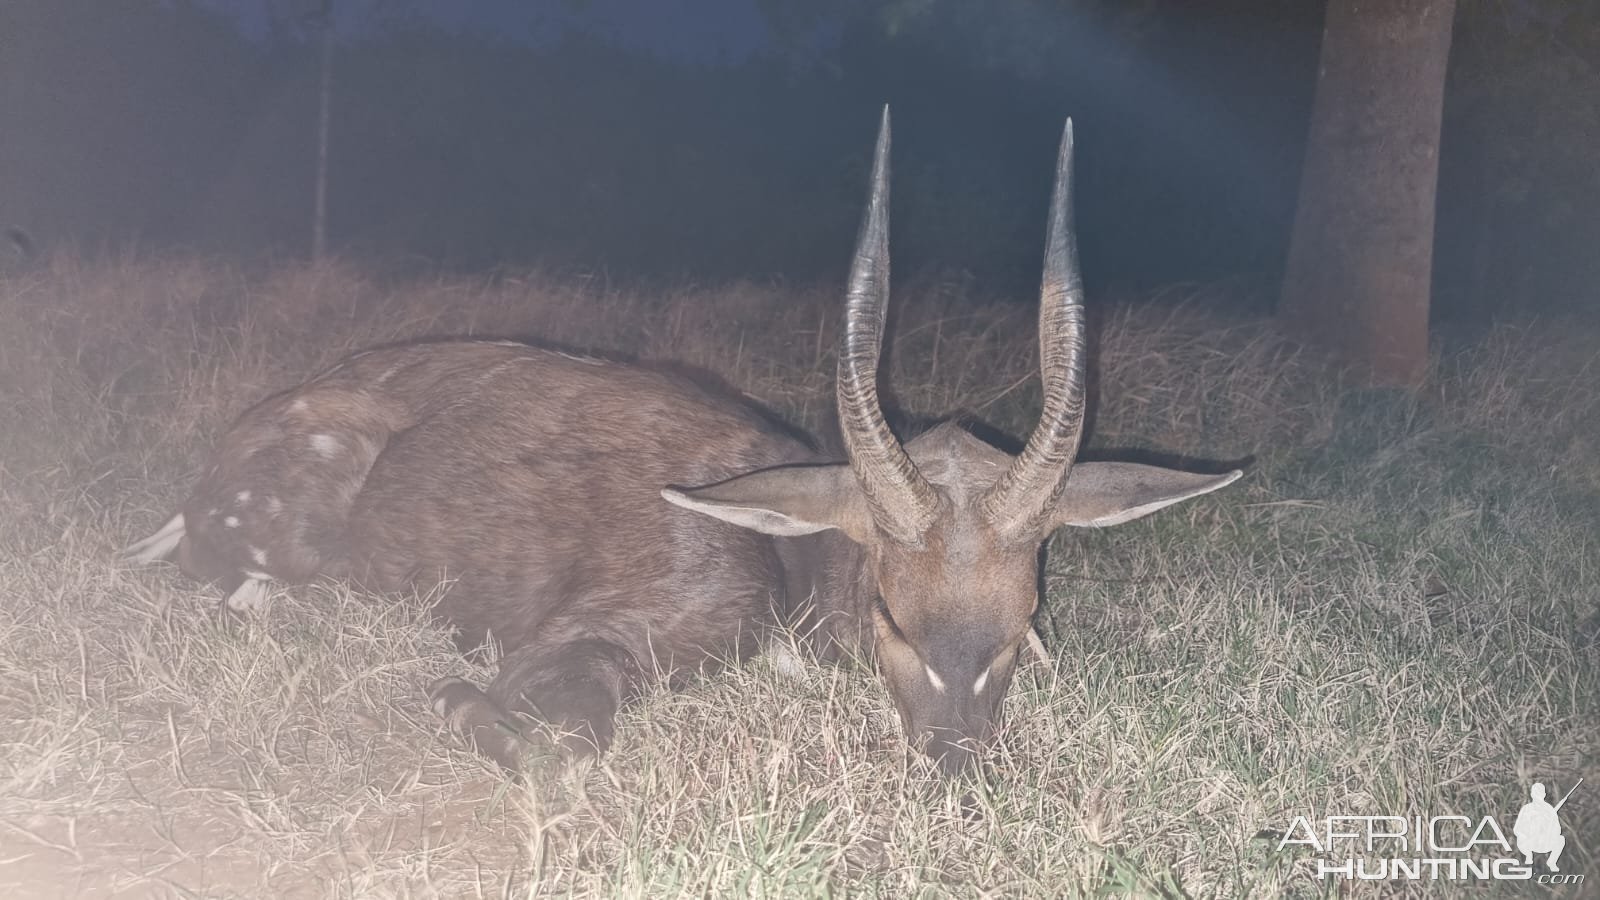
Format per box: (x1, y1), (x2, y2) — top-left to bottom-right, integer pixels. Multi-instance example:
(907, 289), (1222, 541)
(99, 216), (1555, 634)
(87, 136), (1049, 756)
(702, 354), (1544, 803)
(1280, 0), (1457, 386)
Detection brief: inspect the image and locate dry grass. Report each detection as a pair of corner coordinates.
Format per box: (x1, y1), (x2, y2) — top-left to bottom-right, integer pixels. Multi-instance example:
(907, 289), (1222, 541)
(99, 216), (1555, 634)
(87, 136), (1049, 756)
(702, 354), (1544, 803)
(0, 255), (1595, 898)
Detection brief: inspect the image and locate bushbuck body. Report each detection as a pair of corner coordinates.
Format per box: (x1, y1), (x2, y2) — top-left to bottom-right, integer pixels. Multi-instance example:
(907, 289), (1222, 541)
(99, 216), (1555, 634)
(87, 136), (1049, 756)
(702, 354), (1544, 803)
(126, 111), (1241, 773)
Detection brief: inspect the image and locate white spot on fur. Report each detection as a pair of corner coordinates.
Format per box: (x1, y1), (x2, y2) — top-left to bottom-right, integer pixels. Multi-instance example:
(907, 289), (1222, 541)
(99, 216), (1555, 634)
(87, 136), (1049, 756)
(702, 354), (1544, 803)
(376, 364), (401, 384)
(243, 569), (272, 581)
(554, 350), (606, 366)
(235, 490), (252, 504)
(972, 669), (989, 695)
(223, 516), (240, 528)
(265, 496), (283, 515)
(924, 665), (946, 693)
(289, 398), (309, 413)
(249, 546), (269, 566)
(309, 433), (341, 458)
(768, 643), (807, 681)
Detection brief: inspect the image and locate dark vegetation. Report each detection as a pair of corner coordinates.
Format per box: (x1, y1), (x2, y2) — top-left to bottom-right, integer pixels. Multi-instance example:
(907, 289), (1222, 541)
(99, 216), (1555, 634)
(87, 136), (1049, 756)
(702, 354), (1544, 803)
(2, 0), (1596, 314)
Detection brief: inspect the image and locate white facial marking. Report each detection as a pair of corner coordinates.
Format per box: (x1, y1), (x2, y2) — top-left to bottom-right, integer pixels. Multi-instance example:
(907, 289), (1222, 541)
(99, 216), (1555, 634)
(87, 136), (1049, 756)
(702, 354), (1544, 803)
(223, 516), (240, 528)
(249, 546), (269, 566)
(309, 433), (341, 458)
(235, 489), (252, 504)
(924, 664), (947, 693)
(973, 669), (990, 695)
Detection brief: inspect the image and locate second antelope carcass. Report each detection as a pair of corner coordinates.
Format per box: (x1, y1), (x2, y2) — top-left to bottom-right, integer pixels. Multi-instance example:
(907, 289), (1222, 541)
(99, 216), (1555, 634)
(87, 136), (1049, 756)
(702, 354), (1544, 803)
(125, 111), (1241, 774)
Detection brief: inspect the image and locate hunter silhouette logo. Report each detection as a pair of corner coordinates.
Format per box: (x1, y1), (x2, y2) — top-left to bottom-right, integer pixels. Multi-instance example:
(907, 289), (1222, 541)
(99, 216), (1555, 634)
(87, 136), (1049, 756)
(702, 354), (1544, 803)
(1515, 779), (1579, 872)
(1276, 778), (1585, 885)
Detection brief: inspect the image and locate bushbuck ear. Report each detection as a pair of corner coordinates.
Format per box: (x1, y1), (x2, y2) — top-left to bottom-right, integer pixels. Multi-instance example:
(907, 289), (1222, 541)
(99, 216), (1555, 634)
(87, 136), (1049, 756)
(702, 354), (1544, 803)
(1049, 463), (1242, 529)
(662, 464), (875, 542)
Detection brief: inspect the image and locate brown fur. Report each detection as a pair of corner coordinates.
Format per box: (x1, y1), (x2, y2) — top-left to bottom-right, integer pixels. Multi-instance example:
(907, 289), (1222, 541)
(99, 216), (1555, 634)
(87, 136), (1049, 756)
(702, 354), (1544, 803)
(161, 339), (855, 763)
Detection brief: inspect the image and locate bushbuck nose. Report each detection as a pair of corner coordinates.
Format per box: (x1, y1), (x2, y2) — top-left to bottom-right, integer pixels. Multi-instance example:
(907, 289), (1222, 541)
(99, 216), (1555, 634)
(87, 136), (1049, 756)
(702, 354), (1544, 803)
(926, 730), (979, 775)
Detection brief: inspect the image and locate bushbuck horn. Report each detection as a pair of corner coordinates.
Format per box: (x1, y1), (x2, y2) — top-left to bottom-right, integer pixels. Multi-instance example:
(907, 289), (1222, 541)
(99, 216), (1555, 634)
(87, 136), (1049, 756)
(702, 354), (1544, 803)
(126, 111), (1243, 777)
(838, 107), (940, 546)
(980, 120), (1088, 542)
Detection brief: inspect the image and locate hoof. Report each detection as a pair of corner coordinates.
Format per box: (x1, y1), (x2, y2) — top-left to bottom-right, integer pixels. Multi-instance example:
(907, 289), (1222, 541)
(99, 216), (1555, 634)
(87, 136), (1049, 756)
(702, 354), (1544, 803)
(123, 513), (185, 564)
(429, 677), (541, 772)
(224, 577), (272, 613)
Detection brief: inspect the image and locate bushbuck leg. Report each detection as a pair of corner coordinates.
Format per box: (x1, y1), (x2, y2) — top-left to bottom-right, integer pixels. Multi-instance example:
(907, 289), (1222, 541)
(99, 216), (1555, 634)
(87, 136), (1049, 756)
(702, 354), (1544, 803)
(430, 638), (642, 767)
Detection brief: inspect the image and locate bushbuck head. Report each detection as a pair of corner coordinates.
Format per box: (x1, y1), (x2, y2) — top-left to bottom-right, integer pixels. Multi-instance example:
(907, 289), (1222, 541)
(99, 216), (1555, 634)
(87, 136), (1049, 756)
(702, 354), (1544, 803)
(665, 110), (1241, 773)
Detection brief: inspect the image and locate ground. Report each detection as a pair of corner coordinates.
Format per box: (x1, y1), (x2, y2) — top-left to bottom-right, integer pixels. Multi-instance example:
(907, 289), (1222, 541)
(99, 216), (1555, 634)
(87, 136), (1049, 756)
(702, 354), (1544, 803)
(0, 257), (1595, 897)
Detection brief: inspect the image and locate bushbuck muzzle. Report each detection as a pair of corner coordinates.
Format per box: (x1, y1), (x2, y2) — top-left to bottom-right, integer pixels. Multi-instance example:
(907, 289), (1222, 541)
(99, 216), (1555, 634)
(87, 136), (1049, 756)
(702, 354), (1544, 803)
(126, 108), (1241, 776)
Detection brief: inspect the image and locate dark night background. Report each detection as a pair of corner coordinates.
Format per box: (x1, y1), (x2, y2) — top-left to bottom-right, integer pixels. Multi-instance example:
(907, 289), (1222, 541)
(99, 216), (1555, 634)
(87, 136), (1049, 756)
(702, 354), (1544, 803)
(1, 0), (1593, 316)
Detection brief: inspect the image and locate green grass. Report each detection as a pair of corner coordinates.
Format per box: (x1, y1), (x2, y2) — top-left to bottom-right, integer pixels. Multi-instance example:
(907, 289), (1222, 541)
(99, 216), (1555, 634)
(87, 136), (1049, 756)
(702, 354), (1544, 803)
(0, 254), (1595, 897)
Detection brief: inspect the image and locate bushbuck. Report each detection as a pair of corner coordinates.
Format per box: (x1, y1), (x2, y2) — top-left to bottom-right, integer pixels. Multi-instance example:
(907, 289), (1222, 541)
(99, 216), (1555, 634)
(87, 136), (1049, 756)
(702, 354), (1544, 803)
(125, 111), (1241, 774)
